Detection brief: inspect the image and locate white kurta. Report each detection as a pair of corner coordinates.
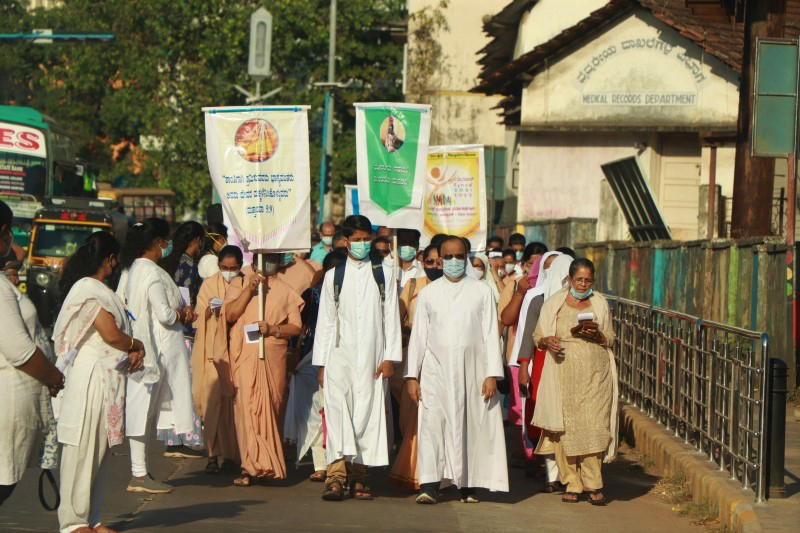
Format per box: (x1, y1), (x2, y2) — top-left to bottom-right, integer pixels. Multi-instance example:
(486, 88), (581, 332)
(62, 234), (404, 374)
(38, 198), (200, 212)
(0, 276), (49, 485)
(312, 257), (402, 467)
(283, 351), (323, 466)
(406, 276), (509, 492)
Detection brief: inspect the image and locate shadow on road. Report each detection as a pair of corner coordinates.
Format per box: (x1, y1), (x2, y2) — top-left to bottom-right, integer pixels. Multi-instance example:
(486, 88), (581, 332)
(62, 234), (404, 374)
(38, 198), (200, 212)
(114, 499), (263, 530)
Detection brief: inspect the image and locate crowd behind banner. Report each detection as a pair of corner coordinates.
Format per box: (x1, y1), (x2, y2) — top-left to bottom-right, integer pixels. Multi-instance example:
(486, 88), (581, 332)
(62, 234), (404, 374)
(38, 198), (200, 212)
(0, 199), (618, 532)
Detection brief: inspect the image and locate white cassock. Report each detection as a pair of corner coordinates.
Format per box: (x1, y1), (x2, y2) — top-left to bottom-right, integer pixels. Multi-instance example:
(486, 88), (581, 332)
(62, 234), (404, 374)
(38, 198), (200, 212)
(406, 276), (509, 492)
(312, 257), (402, 466)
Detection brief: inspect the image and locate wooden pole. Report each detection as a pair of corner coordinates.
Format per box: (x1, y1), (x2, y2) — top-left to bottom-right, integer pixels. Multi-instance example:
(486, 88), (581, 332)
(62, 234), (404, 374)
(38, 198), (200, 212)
(730, 0), (787, 238)
(708, 145), (717, 239)
(258, 253), (265, 360)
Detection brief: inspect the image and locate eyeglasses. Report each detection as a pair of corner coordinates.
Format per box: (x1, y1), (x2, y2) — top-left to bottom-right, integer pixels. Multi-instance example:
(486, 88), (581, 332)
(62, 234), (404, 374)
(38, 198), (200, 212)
(423, 258), (438, 265)
(375, 249), (391, 257)
(442, 254), (466, 260)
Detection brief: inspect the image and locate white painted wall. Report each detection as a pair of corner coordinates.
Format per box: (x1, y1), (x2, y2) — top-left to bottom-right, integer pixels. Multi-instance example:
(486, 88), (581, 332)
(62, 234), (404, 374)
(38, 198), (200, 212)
(513, 0), (607, 59)
(520, 12), (740, 129)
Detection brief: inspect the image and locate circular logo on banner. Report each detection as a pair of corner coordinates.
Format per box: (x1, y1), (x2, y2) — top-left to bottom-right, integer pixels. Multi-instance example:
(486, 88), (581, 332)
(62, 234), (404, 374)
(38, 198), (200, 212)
(379, 116), (405, 153)
(235, 119), (279, 162)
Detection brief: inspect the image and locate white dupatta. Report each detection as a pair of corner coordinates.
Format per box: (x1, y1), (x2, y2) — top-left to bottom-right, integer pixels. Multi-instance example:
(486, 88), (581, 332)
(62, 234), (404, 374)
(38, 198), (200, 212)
(117, 257), (183, 384)
(531, 288), (619, 463)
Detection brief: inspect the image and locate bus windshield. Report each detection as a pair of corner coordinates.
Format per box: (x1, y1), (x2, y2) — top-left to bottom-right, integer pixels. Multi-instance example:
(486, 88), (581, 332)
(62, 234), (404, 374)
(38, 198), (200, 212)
(31, 223), (103, 258)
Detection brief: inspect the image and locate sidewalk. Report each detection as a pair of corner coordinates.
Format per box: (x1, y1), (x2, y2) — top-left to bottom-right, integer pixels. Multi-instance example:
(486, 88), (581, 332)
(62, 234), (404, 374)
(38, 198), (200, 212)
(754, 409), (800, 533)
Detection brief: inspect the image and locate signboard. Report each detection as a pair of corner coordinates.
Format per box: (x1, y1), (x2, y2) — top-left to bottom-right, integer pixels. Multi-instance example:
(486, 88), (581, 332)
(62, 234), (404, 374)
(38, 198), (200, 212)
(0, 122), (46, 158)
(203, 106), (311, 253)
(354, 102), (431, 227)
(0, 121), (47, 198)
(420, 145), (487, 251)
(752, 38), (799, 157)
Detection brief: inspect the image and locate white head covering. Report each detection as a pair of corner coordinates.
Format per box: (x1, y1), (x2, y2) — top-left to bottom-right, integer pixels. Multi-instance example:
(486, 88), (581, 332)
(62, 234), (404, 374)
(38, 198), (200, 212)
(472, 252), (500, 302)
(543, 254), (573, 300)
(530, 251), (562, 298)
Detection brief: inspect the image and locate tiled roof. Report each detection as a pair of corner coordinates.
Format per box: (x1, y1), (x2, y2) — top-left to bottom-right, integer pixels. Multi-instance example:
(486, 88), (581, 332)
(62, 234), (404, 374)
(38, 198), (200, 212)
(473, 0), (800, 124)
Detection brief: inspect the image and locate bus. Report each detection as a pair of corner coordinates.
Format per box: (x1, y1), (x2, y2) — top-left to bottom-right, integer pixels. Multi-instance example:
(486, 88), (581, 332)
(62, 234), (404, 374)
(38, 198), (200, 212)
(96, 184), (177, 224)
(0, 105), (86, 247)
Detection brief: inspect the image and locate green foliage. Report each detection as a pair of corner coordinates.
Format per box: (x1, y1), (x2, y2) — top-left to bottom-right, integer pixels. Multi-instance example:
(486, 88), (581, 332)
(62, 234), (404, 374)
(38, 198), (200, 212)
(0, 0), (406, 215)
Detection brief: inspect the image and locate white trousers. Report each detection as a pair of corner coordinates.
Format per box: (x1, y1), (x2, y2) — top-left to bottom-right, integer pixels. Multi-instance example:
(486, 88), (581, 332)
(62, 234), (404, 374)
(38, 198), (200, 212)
(128, 371), (166, 477)
(58, 371), (111, 533)
(545, 455), (559, 483)
(311, 430), (327, 471)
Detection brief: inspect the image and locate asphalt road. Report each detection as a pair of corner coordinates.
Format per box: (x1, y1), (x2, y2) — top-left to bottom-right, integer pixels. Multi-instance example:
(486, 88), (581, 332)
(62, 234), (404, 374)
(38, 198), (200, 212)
(0, 437), (705, 533)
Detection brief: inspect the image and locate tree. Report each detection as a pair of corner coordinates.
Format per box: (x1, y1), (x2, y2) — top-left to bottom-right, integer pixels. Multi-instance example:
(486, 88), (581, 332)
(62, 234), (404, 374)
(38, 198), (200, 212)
(0, 0), (406, 216)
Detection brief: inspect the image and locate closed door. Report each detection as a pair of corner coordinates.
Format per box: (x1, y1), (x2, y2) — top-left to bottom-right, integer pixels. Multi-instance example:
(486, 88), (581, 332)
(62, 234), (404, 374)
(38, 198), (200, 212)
(659, 159), (701, 240)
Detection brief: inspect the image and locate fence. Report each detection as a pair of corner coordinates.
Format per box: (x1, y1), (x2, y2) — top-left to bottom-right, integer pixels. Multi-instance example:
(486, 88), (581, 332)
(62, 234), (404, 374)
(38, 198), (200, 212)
(609, 296), (770, 502)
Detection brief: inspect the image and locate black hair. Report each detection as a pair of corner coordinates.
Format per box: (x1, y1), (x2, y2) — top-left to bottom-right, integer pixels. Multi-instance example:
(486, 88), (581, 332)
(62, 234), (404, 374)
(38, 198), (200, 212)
(423, 244), (439, 259)
(509, 233), (526, 246)
(430, 233), (448, 248)
(557, 246), (576, 258)
(332, 230), (347, 248)
(59, 231), (120, 301)
(437, 235), (466, 255)
(217, 244), (243, 266)
(0, 200), (11, 230)
(569, 257), (595, 278)
(120, 218), (171, 268)
(522, 241), (548, 261)
(487, 235), (503, 248)
(502, 248), (516, 258)
(342, 215), (372, 238)
(159, 221), (205, 275)
(322, 249), (347, 272)
(373, 236), (391, 246)
(201, 222), (228, 257)
(461, 237), (472, 253)
(397, 228), (421, 247)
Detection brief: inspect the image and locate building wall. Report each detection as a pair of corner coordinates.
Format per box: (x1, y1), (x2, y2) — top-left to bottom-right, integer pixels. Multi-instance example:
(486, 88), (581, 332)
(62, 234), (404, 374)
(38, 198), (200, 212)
(513, 0), (608, 59)
(406, 0), (506, 147)
(520, 12), (740, 130)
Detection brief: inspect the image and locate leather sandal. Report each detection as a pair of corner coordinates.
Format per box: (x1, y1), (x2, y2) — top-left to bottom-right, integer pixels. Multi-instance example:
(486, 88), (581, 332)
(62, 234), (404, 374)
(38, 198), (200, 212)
(561, 492), (580, 503)
(586, 489), (607, 506)
(350, 481), (374, 500)
(322, 479), (344, 501)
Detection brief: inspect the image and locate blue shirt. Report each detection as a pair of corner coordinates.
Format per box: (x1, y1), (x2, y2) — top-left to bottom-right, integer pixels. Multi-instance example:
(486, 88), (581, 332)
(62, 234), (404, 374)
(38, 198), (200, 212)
(309, 242), (330, 264)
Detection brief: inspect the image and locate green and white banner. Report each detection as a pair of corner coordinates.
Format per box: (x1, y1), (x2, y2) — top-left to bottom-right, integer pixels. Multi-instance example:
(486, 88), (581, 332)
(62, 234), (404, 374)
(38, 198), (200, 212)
(203, 106), (311, 253)
(354, 102), (431, 228)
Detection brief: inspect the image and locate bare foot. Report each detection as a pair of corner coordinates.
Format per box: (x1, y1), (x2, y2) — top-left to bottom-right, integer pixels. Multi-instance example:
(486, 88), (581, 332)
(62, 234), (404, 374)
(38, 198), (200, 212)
(94, 526), (118, 533)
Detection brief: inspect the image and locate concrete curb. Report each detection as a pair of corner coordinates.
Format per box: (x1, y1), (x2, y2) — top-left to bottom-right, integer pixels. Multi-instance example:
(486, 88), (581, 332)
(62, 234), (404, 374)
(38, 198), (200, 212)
(620, 403), (762, 533)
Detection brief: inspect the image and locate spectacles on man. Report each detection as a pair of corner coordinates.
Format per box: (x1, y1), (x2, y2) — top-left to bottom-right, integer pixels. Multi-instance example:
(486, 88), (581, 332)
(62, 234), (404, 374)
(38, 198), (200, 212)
(423, 258), (438, 266)
(441, 253), (466, 261)
(374, 249), (391, 257)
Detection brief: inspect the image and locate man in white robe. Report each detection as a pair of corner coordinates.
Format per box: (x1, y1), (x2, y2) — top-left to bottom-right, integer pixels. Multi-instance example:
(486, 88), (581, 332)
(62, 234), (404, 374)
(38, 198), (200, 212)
(406, 236), (508, 504)
(312, 215), (402, 501)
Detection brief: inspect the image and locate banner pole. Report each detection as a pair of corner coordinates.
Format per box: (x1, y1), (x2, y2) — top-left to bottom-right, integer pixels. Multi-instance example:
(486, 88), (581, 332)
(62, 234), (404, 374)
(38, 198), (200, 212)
(258, 253), (265, 360)
(393, 230), (399, 291)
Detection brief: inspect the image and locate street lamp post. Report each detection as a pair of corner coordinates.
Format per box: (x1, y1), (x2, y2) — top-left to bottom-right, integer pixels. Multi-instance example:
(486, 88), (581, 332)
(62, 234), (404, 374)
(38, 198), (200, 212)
(317, 0), (337, 226)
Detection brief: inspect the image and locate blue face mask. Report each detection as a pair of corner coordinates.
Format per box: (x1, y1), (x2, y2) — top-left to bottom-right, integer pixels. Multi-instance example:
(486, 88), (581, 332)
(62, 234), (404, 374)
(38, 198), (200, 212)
(570, 287), (593, 300)
(442, 258), (466, 279)
(349, 241), (371, 260)
(280, 252), (294, 266)
(399, 246), (416, 262)
(424, 267), (443, 281)
(321, 236), (333, 247)
(515, 250), (523, 261)
(161, 240), (173, 258)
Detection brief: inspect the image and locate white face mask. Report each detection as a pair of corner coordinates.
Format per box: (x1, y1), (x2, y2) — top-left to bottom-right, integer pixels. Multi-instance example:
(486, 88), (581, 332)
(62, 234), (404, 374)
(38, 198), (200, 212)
(504, 263), (516, 274)
(474, 267), (485, 279)
(221, 270), (239, 283)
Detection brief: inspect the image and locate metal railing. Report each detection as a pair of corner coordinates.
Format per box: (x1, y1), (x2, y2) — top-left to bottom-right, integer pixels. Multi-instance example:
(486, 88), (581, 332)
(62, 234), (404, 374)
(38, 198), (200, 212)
(608, 297), (770, 502)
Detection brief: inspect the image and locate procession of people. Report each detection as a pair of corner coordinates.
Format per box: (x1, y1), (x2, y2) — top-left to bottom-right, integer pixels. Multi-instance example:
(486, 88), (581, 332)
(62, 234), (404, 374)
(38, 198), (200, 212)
(0, 199), (619, 532)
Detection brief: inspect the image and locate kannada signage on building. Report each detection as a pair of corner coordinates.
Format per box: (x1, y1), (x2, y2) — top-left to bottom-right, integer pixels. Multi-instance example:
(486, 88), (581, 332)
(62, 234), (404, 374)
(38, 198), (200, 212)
(354, 102), (431, 228)
(420, 145), (487, 251)
(204, 106), (311, 253)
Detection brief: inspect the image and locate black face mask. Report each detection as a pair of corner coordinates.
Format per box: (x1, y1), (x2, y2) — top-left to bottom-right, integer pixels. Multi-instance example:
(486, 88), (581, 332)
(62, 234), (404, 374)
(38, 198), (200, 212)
(424, 267), (444, 281)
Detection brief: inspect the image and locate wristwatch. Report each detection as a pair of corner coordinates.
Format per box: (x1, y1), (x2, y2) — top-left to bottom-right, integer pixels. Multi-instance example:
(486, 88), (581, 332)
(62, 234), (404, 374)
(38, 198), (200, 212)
(275, 325), (282, 339)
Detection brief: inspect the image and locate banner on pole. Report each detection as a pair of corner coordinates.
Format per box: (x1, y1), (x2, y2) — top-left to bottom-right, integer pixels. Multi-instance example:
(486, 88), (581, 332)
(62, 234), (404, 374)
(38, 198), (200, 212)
(354, 102), (431, 227)
(420, 145), (487, 251)
(204, 106), (311, 253)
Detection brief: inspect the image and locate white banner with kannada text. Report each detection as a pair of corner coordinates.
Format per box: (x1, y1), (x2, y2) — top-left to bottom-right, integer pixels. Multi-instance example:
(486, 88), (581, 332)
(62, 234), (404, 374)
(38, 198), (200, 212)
(420, 144), (487, 251)
(204, 106), (311, 253)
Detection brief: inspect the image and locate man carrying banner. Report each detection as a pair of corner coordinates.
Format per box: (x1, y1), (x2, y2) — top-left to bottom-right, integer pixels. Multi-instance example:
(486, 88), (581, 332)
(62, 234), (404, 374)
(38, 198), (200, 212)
(312, 215), (402, 501)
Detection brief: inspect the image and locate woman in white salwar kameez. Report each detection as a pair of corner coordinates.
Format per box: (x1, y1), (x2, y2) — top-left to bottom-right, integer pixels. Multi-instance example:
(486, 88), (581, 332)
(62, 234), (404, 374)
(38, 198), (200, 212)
(0, 200), (64, 507)
(117, 218), (197, 494)
(53, 232), (145, 533)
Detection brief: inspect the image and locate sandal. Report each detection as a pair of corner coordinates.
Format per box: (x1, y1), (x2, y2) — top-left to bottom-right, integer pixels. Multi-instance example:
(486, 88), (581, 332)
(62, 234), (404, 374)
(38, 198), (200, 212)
(322, 479), (344, 501)
(586, 489), (607, 506)
(233, 473), (253, 487)
(539, 481), (562, 494)
(309, 470), (326, 482)
(350, 481), (374, 500)
(205, 457), (220, 475)
(561, 492), (580, 503)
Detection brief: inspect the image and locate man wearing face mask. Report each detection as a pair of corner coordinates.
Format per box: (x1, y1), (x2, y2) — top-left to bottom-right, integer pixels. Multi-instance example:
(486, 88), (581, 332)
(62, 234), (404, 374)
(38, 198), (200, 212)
(312, 215), (402, 501)
(310, 221), (337, 265)
(276, 249), (316, 296)
(190, 246), (243, 476)
(406, 236), (508, 504)
(395, 228), (424, 290)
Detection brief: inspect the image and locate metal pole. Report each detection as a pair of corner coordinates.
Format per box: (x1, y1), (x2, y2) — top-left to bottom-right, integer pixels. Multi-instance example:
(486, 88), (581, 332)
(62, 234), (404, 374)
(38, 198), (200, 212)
(318, 0), (337, 224)
(318, 91), (331, 227)
(708, 146), (717, 239)
(328, 0), (337, 84)
(767, 357), (788, 499)
(258, 254), (265, 360)
(787, 154), (795, 243)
